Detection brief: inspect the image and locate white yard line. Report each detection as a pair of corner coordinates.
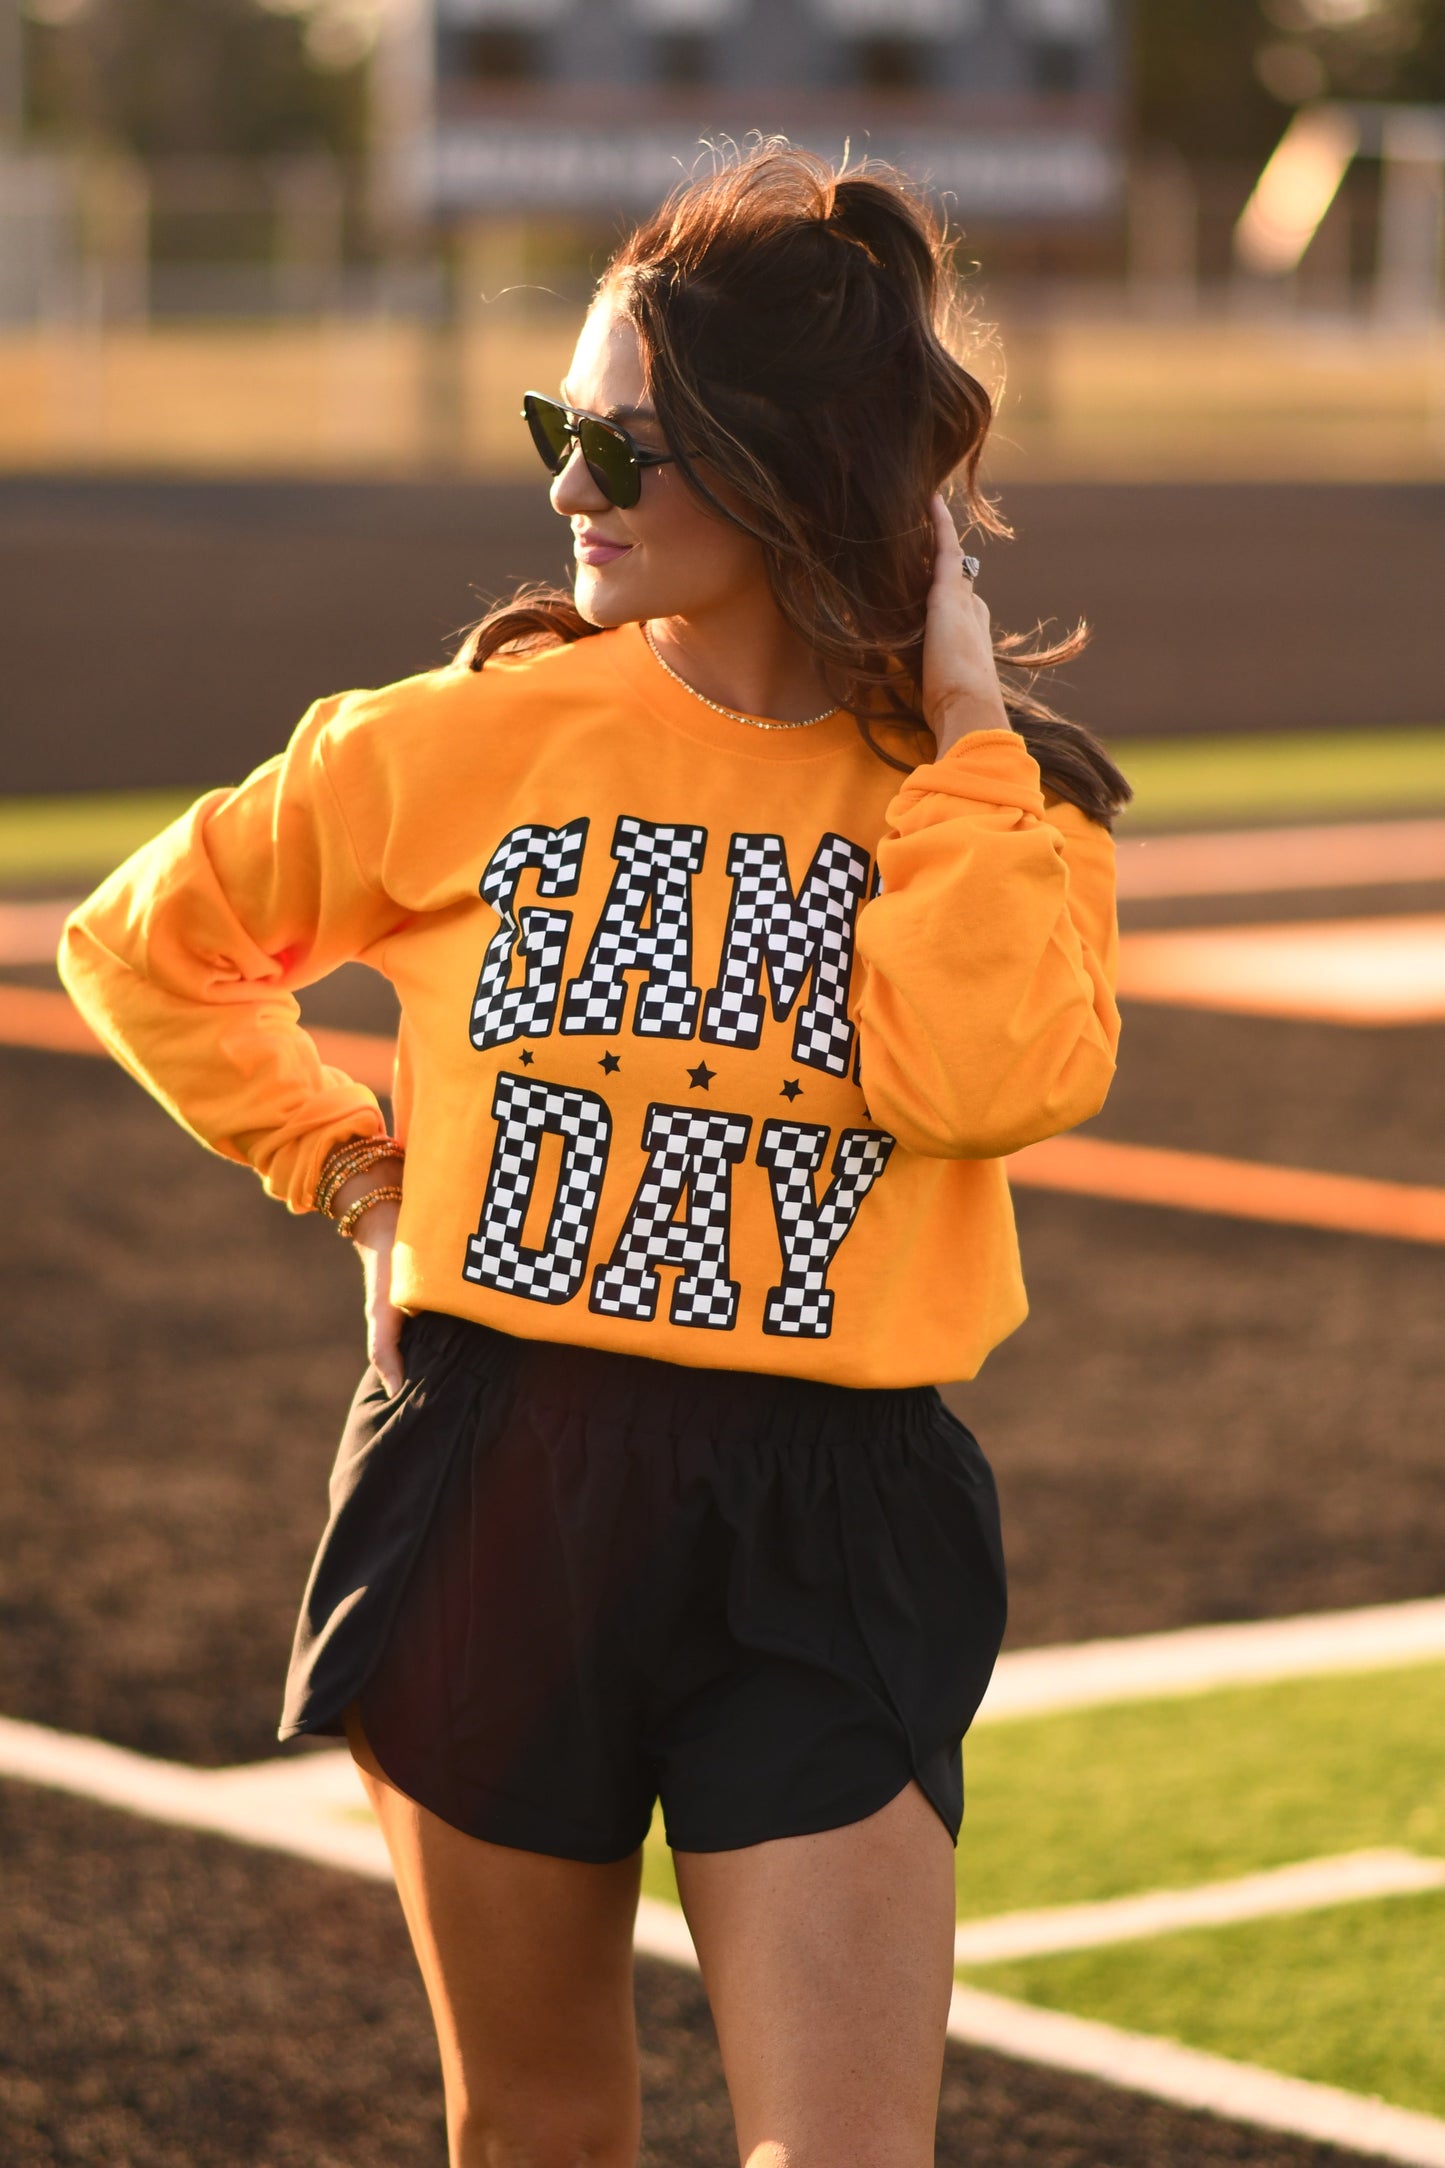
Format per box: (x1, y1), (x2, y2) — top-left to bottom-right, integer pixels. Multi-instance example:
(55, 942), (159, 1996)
(953, 1848), (1445, 1965)
(945, 1986), (1445, 2168)
(0, 1712), (394, 1880)
(976, 1593), (1445, 1723)
(0, 896), (73, 963)
(1116, 818), (1445, 899)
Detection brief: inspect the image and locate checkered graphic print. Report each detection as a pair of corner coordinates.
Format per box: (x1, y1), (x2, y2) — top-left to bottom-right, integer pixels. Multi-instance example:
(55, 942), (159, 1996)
(463, 1071), (611, 1305)
(756, 1119), (896, 1338)
(700, 832), (869, 1077)
(560, 816), (705, 1039)
(470, 819), (588, 1051)
(589, 1102), (751, 1330)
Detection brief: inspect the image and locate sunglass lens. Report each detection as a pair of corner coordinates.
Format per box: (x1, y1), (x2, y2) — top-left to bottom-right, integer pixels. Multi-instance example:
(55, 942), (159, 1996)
(523, 394), (571, 474)
(578, 417), (641, 509)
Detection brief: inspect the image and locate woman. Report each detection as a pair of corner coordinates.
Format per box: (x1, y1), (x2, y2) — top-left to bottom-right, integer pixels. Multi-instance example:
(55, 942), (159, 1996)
(61, 146), (1126, 2168)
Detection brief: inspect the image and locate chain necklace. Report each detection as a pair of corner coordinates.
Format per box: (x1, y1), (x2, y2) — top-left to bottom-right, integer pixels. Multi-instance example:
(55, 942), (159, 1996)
(642, 623), (838, 732)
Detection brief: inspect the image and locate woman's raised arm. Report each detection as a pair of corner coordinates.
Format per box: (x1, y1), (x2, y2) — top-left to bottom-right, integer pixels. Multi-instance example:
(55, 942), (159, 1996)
(851, 500), (1120, 1160)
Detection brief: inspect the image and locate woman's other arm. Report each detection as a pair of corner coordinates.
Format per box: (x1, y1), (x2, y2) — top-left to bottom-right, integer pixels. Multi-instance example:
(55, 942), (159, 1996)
(57, 690), (402, 1212)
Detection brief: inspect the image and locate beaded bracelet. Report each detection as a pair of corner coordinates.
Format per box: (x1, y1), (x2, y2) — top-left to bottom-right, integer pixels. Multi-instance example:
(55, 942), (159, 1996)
(314, 1134), (405, 1219)
(334, 1184), (405, 1242)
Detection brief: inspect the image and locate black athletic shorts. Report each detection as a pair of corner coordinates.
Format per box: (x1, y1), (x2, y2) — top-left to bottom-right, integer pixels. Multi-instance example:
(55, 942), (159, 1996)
(281, 1310), (1007, 1864)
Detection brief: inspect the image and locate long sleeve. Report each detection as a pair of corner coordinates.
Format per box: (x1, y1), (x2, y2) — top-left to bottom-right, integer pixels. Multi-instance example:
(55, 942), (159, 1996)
(852, 726), (1120, 1160)
(57, 692), (405, 1211)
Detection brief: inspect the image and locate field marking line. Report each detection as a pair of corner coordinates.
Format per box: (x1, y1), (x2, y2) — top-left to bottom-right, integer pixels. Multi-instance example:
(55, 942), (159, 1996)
(945, 1984), (1445, 2168)
(1007, 1133), (1445, 1245)
(0, 896), (74, 962)
(1116, 912), (1445, 1025)
(1116, 818), (1445, 900)
(6, 1713), (1445, 2167)
(5, 984), (1445, 1247)
(975, 1593), (1445, 1722)
(953, 1849), (1445, 1965)
(0, 982), (396, 1093)
(0, 1711), (394, 1881)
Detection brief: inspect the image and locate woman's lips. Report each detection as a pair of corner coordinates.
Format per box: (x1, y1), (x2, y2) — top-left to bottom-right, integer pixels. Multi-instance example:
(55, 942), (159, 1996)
(575, 534), (633, 566)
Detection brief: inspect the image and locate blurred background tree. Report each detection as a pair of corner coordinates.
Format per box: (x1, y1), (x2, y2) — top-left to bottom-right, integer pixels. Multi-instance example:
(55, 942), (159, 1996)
(21, 0), (374, 156)
(1136, 0), (1445, 159)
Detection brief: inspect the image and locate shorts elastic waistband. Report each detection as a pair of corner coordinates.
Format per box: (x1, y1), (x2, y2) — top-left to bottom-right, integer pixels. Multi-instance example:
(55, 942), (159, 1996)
(400, 1309), (943, 1452)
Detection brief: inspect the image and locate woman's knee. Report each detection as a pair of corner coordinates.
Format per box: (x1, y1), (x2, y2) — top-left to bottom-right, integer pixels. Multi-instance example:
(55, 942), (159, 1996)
(448, 2097), (640, 2168)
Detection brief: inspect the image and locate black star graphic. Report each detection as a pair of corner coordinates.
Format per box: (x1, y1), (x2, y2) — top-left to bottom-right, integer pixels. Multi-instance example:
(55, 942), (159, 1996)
(780, 1077), (803, 1101)
(519, 1048), (534, 1066)
(599, 1051), (621, 1074)
(687, 1060), (716, 1091)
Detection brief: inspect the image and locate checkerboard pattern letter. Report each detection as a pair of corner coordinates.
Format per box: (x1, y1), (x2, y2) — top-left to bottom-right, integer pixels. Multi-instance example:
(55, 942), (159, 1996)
(463, 1071), (611, 1304)
(756, 1120), (896, 1337)
(560, 815), (705, 1039)
(589, 1102), (752, 1329)
(470, 819), (589, 1050)
(700, 832), (869, 1077)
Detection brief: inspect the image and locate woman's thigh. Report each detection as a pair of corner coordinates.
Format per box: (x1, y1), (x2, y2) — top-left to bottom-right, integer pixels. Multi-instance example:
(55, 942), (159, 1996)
(346, 1705), (645, 2168)
(673, 1776), (957, 2168)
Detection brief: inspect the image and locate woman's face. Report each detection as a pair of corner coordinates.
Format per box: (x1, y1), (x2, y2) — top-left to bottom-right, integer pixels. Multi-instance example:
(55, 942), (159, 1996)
(551, 299), (767, 629)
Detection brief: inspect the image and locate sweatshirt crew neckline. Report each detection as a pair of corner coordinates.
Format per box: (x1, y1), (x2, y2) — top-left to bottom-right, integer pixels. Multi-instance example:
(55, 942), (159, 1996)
(603, 618), (903, 766)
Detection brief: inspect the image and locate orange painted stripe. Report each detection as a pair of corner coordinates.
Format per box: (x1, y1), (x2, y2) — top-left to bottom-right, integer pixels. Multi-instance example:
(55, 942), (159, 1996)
(4, 984), (1441, 1247)
(0, 985), (396, 1095)
(0, 983), (102, 1056)
(1008, 1133), (1445, 1246)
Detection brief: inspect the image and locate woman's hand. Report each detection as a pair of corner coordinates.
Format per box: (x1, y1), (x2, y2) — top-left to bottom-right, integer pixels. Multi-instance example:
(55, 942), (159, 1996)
(921, 492), (1012, 757)
(329, 1171), (406, 1394)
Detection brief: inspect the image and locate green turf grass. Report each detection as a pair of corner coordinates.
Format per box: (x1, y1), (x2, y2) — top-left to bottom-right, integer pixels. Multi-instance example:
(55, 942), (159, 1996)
(959, 1889), (1445, 2118)
(1111, 725), (1445, 829)
(640, 1662), (1445, 1913)
(3, 725), (1443, 887)
(0, 791), (198, 888)
(955, 1662), (1445, 1918)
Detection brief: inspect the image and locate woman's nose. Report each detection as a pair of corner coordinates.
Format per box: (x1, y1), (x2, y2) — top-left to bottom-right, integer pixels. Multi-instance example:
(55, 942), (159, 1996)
(550, 442), (609, 517)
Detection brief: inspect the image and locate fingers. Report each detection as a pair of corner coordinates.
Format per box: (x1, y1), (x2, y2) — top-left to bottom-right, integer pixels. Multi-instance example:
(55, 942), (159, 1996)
(929, 491), (977, 592)
(369, 1302), (405, 1397)
(357, 1211), (406, 1395)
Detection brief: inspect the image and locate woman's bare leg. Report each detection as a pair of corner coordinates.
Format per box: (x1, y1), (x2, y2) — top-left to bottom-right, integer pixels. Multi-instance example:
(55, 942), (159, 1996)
(673, 1777), (956, 2168)
(345, 1705), (645, 2168)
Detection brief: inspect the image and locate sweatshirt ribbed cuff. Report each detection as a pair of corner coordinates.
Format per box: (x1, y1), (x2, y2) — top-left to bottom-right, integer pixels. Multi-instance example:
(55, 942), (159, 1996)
(894, 728), (1045, 821)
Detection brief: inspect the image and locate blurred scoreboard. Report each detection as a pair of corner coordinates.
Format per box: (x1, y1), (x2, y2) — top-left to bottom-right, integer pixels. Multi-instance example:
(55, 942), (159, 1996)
(380, 0), (1125, 227)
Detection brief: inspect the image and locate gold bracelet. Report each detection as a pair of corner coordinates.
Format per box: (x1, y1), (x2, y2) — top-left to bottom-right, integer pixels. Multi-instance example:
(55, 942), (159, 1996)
(334, 1184), (404, 1242)
(316, 1136), (402, 1208)
(314, 1135), (404, 1218)
(315, 1139), (386, 1215)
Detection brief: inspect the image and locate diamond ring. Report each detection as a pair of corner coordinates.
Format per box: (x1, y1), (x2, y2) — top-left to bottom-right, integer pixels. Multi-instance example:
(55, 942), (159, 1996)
(960, 552), (980, 579)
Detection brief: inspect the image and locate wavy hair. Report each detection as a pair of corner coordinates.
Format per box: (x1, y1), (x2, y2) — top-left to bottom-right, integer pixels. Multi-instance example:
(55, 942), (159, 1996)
(456, 142), (1130, 827)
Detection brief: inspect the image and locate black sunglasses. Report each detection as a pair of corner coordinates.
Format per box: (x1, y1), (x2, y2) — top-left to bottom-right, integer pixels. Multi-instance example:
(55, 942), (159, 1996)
(522, 391), (676, 510)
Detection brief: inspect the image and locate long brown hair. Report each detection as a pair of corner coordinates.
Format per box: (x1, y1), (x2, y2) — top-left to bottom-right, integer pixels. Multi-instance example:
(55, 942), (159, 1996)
(457, 142), (1130, 828)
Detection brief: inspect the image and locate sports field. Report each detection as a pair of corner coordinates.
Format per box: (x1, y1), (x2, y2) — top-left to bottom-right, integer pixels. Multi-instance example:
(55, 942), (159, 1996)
(1, 476), (1442, 2166)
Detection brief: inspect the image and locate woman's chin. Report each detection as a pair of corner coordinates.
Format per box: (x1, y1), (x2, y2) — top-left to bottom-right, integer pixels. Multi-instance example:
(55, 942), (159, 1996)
(573, 563), (647, 629)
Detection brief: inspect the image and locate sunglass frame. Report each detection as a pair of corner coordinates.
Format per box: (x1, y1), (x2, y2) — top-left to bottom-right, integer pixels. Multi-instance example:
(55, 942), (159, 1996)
(521, 391), (676, 510)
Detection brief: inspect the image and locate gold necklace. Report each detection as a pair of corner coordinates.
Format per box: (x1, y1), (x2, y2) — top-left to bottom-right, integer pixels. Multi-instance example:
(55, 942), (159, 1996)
(642, 624), (838, 731)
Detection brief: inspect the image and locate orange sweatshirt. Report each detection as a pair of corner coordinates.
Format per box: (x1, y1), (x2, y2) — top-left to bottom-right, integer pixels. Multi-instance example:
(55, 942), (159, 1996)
(59, 621), (1120, 1387)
